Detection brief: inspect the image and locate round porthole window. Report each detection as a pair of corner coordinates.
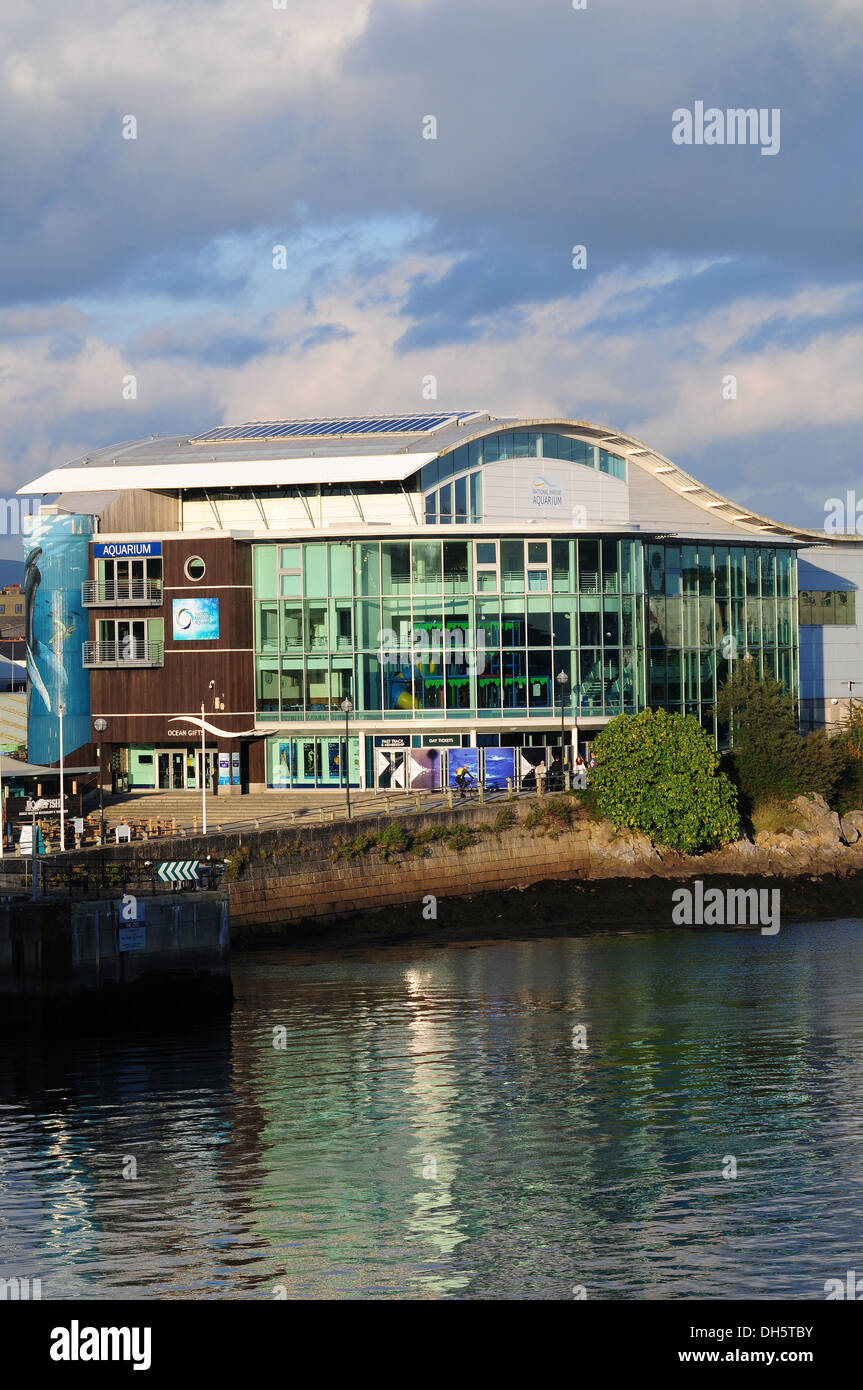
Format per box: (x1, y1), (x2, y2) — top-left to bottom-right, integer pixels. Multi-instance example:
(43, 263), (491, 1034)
(184, 556), (206, 581)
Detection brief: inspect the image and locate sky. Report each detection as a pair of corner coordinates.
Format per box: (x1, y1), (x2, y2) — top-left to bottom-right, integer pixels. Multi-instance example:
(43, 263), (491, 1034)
(1, 0), (862, 559)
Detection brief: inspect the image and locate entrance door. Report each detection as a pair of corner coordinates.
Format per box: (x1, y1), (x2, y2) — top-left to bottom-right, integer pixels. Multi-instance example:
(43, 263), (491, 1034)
(195, 750), (217, 791)
(157, 751), (186, 789)
(117, 619), (146, 661)
(375, 750), (406, 790)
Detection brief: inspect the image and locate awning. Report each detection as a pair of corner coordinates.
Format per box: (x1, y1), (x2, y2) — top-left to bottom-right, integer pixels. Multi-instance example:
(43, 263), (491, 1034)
(0, 755), (98, 777)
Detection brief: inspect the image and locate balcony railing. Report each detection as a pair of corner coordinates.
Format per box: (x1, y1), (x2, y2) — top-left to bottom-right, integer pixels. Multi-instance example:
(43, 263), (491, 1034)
(82, 640), (164, 668)
(81, 580), (163, 607)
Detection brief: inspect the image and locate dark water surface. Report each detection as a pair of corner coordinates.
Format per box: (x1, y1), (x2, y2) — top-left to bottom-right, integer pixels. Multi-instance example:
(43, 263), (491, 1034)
(2, 920), (863, 1299)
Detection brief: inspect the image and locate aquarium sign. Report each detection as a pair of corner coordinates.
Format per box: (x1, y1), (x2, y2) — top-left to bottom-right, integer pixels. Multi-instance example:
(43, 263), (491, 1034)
(172, 597), (219, 641)
(94, 541), (162, 558)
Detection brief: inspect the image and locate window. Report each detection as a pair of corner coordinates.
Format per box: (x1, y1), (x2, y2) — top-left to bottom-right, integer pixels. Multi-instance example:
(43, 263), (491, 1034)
(798, 590), (856, 625)
(14, 604), (22, 613)
(184, 556), (206, 581)
(99, 556), (162, 599)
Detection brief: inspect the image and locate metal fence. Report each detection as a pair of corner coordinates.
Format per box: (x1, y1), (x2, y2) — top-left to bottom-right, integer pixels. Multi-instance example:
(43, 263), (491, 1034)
(0, 856), (225, 900)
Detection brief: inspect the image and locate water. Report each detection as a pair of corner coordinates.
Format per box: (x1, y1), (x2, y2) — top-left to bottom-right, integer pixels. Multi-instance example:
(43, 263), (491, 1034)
(2, 919), (863, 1300)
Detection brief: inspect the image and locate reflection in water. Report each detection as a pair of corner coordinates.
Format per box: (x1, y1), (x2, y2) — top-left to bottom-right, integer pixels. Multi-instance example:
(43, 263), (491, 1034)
(1, 920), (863, 1299)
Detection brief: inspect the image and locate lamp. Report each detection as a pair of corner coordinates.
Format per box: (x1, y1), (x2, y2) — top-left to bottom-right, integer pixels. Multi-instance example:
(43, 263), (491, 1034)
(340, 696), (353, 819)
(556, 670), (569, 789)
(94, 717), (107, 846)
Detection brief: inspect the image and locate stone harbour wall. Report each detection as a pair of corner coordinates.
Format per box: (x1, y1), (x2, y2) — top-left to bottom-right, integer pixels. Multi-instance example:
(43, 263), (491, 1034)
(227, 794), (863, 944)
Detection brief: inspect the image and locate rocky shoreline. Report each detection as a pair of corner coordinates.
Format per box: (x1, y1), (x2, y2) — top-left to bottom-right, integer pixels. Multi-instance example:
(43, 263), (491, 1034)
(231, 793), (863, 950)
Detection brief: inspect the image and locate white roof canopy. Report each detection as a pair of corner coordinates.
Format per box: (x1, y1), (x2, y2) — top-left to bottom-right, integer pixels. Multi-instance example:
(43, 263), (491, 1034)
(18, 454), (436, 496)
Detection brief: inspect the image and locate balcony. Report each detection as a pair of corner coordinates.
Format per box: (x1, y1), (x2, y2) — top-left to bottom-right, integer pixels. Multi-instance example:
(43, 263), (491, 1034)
(82, 640), (164, 668)
(81, 580), (163, 607)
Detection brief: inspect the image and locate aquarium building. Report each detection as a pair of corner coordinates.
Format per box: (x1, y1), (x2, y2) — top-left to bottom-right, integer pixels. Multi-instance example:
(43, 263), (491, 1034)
(18, 411), (858, 792)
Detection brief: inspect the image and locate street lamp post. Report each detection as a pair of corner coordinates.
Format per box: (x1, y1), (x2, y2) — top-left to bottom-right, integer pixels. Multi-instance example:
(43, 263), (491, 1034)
(201, 701), (208, 836)
(556, 670), (569, 790)
(58, 698), (66, 852)
(94, 718), (107, 845)
(340, 696), (353, 820)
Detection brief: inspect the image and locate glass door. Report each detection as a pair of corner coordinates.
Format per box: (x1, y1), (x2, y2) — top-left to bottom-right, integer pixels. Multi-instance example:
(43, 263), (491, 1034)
(195, 750), (217, 791)
(117, 619), (146, 661)
(156, 751), (186, 789)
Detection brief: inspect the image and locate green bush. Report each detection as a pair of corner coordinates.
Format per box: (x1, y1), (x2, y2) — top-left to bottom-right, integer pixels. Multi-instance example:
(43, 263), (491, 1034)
(524, 796), (576, 836)
(226, 845), (252, 880)
(590, 708), (739, 853)
(492, 806), (517, 832)
(444, 823), (476, 852)
(376, 823), (412, 859)
(830, 703), (863, 814)
(717, 662), (846, 812)
(330, 832), (377, 860)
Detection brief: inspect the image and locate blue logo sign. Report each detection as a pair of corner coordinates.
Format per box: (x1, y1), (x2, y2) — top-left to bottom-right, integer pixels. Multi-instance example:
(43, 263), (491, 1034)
(118, 926), (146, 952)
(93, 541), (162, 558)
(172, 596), (219, 641)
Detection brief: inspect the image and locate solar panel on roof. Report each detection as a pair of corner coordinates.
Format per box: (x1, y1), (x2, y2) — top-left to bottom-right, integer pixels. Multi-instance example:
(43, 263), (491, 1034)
(190, 413), (467, 444)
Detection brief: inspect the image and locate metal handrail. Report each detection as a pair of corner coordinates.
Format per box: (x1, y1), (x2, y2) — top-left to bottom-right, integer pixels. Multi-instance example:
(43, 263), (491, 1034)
(81, 580), (162, 605)
(82, 640), (164, 666)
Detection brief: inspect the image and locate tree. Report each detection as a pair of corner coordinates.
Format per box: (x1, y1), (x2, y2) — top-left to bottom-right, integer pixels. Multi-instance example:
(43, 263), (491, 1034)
(830, 702), (863, 814)
(590, 708), (739, 854)
(717, 660), (846, 810)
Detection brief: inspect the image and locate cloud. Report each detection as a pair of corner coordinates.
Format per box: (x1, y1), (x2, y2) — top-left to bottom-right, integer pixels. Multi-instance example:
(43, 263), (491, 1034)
(1, 0), (862, 552)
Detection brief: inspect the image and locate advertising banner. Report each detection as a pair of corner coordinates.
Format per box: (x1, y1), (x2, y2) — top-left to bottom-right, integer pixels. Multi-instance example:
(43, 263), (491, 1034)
(25, 511), (96, 765)
(446, 748), (479, 788)
(483, 747), (516, 790)
(231, 752), (240, 786)
(218, 753), (230, 787)
(172, 597), (220, 641)
(409, 749), (442, 790)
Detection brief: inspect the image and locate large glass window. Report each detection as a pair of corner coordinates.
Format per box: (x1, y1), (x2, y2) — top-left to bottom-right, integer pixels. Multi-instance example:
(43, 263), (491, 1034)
(423, 433), (625, 522)
(250, 537), (796, 735)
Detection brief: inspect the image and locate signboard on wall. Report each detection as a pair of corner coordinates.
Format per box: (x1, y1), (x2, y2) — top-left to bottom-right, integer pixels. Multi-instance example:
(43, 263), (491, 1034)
(94, 541), (162, 559)
(422, 734), (462, 747)
(218, 753), (230, 787)
(11, 793), (82, 819)
(231, 752), (240, 786)
(172, 597), (220, 641)
(529, 472), (566, 511)
(373, 735), (409, 749)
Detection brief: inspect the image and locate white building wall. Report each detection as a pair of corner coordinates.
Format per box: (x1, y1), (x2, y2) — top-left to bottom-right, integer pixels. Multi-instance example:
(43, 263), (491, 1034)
(481, 458), (629, 528)
(798, 543), (863, 728)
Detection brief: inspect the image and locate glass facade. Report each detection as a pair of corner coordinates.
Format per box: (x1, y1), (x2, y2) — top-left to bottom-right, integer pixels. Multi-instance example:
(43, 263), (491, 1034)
(267, 734), (360, 788)
(421, 431), (626, 524)
(253, 538), (798, 744)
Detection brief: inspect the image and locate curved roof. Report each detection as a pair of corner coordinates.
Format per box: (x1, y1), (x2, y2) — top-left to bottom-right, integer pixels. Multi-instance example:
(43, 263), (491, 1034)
(17, 410), (860, 545)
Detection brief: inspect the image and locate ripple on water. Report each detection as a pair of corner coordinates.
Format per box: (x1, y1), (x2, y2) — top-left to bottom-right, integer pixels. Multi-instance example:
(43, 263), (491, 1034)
(1, 920), (862, 1298)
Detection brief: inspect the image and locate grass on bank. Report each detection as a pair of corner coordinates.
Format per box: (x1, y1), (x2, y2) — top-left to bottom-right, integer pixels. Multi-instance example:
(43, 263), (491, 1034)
(748, 798), (805, 837)
(222, 790), (598, 878)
